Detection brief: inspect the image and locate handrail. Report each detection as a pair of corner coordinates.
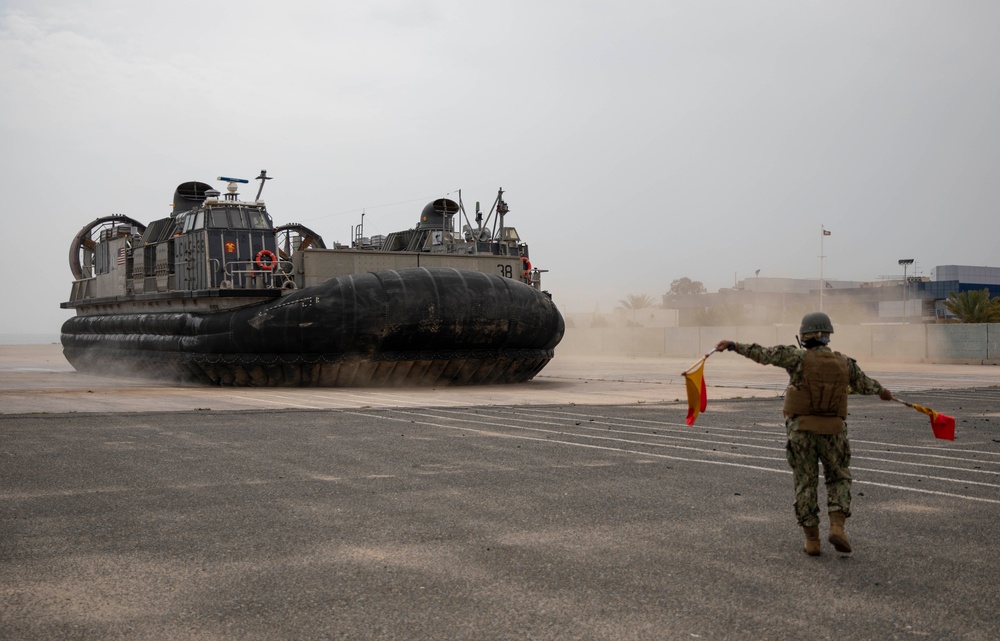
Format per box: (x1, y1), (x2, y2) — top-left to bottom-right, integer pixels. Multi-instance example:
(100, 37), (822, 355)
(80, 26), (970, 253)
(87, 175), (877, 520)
(224, 259), (295, 289)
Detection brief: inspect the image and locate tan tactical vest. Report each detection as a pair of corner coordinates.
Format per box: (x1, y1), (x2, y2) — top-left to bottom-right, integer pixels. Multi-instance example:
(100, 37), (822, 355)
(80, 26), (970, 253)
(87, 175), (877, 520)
(782, 349), (849, 434)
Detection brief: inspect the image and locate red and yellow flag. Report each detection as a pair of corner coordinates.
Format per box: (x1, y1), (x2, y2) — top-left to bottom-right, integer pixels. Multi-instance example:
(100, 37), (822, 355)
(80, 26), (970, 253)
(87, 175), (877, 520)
(684, 360), (708, 426)
(910, 403), (956, 441)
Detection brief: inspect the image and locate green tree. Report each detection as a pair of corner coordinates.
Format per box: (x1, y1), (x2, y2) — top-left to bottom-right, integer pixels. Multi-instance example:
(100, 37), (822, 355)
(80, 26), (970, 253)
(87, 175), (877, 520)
(618, 294), (657, 309)
(668, 277), (707, 295)
(944, 289), (1000, 323)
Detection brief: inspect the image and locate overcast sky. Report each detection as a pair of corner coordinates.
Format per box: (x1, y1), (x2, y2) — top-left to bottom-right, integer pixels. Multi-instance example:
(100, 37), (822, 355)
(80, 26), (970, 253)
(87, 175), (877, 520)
(2, 0), (997, 335)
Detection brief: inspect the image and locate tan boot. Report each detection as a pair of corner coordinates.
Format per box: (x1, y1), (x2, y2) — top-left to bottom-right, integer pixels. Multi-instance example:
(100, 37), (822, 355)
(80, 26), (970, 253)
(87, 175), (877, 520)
(828, 511), (852, 553)
(803, 526), (821, 556)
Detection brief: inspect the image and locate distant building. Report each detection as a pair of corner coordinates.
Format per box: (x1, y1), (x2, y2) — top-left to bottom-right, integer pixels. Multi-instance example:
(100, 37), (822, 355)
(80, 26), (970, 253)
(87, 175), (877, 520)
(923, 265), (1000, 319)
(659, 265), (999, 325)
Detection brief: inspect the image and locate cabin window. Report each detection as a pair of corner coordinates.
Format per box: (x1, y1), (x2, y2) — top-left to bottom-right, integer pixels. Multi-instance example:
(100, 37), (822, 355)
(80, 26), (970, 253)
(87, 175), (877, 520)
(209, 209), (229, 228)
(182, 212), (206, 233)
(249, 210), (272, 230)
(228, 209), (249, 229)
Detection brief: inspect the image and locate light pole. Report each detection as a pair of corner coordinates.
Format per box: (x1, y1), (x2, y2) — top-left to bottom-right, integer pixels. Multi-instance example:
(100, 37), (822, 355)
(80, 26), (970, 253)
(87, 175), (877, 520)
(898, 259), (914, 320)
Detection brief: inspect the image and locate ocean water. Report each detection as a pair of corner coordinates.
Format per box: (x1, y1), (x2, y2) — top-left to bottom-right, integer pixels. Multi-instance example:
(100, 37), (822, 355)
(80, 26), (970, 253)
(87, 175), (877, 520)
(0, 334), (61, 345)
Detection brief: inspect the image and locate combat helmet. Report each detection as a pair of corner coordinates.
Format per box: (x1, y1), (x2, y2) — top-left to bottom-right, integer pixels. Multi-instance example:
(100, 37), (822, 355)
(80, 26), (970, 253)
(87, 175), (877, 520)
(799, 311), (834, 336)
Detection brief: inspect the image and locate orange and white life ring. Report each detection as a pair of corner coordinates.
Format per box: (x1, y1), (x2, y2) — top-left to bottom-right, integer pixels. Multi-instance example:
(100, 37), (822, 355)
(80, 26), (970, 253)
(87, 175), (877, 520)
(255, 249), (278, 271)
(520, 256), (532, 277)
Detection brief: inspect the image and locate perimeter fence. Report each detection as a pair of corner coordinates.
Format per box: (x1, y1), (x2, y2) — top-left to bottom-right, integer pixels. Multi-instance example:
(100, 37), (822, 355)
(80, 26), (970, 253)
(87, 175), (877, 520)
(559, 323), (1000, 364)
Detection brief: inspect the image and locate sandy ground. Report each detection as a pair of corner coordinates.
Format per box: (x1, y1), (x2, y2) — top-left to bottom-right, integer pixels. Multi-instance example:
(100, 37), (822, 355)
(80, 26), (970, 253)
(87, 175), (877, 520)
(1, 343), (996, 414)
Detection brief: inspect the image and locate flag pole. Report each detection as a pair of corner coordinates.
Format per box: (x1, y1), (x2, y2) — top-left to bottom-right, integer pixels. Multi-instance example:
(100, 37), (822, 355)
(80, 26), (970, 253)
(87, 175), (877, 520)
(682, 348), (717, 375)
(819, 225), (826, 312)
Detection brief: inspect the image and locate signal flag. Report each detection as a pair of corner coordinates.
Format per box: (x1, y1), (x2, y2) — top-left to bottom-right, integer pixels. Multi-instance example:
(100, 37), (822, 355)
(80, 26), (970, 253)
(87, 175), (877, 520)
(684, 361), (708, 426)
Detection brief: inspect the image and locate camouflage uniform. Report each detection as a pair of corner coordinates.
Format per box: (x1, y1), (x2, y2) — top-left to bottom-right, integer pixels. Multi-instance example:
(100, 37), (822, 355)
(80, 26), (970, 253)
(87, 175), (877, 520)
(733, 343), (886, 528)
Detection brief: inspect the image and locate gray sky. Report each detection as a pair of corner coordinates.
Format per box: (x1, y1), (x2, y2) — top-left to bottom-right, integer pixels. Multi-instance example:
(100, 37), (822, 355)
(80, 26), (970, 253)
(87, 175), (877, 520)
(2, 0), (997, 335)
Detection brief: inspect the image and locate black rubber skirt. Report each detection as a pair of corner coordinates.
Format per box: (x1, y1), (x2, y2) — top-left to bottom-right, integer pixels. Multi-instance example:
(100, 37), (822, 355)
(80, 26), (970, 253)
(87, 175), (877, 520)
(61, 267), (565, 387)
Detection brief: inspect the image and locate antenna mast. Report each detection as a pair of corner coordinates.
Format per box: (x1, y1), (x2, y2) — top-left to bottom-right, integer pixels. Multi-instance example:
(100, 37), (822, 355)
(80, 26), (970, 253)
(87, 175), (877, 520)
(254, 170), (272, 201)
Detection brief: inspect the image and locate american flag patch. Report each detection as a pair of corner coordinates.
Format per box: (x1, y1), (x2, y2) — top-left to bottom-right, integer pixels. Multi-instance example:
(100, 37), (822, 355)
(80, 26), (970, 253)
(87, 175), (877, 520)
(117, 247), (126, 266)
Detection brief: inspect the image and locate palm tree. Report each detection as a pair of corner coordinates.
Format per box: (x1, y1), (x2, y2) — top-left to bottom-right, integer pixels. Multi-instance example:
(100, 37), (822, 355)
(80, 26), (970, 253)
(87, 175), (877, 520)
(944, 289), (1000, 323)
(618, 294), (657, 310)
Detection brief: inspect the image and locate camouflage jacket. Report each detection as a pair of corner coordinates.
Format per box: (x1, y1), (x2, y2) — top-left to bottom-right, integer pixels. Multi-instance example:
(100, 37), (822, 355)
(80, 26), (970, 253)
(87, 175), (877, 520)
(733, 343), (885, 395)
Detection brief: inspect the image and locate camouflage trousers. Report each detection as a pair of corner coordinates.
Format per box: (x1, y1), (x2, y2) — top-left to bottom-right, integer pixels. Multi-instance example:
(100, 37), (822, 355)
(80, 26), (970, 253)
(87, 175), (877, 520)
(784, 418), (852, 527)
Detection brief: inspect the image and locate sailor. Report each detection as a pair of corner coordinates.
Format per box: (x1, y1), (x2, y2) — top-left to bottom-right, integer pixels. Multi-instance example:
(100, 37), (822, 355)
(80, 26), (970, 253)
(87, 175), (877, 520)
(715, 312), (893, 556)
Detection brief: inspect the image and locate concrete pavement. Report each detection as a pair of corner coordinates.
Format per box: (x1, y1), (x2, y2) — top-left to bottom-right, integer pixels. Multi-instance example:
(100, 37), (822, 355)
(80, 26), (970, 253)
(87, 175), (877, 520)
(2, 344), (999, 640)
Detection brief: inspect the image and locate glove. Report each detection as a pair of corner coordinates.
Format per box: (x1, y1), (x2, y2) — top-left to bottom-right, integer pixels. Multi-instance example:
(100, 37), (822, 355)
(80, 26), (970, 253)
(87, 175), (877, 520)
(879, 389), (893, 401)
(716, 340), (736, 352)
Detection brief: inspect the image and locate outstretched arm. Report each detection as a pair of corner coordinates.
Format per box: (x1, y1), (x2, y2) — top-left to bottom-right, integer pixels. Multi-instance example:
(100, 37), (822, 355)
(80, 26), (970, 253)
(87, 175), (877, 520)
(848, 358), (893, 400)
(716, 340), (802, 373)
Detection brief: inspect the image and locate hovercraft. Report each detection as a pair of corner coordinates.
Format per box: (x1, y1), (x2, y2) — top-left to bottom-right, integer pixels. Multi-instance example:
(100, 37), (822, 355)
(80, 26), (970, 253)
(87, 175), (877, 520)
(60, 172), (564, 386)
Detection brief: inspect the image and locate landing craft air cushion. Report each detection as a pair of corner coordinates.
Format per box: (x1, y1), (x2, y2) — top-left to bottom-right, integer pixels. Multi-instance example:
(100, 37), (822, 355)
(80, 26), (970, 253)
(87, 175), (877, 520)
(60, 172), (564, 386)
